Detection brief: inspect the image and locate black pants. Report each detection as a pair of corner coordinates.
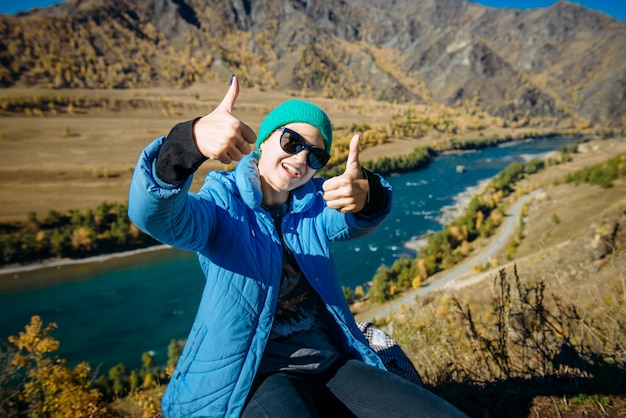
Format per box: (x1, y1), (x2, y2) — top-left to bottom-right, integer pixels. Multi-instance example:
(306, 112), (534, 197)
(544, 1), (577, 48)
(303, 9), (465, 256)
(241, 358), (467, 417)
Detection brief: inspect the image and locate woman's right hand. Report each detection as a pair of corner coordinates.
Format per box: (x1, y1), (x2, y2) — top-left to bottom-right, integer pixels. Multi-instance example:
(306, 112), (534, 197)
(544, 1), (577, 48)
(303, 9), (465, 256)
(193, 75), (257, 164)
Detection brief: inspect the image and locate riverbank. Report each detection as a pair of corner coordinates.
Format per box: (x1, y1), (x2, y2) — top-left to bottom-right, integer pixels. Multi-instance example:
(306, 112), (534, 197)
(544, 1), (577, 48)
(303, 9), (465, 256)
(355, 189), (541, 322)
(0, 169), (480, 291)
(403, 176), (492, 253)
(0, 244), (173, 292)
(0, 136), (578, 292)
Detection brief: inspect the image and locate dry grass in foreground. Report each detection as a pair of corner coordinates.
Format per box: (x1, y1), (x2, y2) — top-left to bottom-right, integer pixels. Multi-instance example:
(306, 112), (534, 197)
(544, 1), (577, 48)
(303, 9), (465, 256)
(393, 255), (625, 417)
(388, 174), (626, 417)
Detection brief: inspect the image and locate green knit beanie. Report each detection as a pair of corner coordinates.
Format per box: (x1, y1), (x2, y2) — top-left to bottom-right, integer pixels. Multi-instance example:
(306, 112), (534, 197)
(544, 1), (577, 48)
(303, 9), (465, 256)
(256, 100), (333, 152)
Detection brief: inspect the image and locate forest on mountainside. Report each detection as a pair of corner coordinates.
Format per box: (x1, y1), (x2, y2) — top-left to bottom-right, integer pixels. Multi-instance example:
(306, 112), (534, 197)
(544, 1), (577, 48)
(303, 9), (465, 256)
(1, 0), (625, 127)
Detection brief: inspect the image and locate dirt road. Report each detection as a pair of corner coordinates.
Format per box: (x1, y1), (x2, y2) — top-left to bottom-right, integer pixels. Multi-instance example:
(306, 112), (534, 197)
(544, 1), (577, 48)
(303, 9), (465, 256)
(356, 189), (541, 323)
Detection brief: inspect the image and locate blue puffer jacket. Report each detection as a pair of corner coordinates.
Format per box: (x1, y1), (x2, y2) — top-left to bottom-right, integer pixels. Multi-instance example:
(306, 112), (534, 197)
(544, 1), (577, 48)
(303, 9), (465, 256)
(128, 137), (392, 417)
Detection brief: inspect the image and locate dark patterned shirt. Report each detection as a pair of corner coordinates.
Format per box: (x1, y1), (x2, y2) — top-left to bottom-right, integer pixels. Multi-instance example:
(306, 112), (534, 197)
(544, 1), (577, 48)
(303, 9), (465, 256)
(258, 203), (340, 374)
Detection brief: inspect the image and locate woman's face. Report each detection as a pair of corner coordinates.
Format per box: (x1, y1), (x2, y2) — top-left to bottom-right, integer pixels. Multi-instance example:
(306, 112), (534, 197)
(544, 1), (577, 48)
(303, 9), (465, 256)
(257, 122), (325, 205)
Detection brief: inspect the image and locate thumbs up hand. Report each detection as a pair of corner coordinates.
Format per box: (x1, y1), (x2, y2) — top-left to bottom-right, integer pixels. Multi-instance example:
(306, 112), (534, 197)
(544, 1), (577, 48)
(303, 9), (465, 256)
(193, 75), (257, 164)
(322, 134), (369, 213)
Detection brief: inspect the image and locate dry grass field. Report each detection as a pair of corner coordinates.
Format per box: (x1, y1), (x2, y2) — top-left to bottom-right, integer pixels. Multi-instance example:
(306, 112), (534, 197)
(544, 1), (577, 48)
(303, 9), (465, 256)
(0, 83), (270, 221)
(506, 140), (626, 258)
(0, 82), (571, 222)
(0, 82), (399, 221)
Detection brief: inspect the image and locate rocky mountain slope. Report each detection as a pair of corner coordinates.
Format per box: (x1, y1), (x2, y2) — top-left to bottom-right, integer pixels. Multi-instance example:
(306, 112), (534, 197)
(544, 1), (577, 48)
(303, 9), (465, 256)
(1, 0), (624, 126)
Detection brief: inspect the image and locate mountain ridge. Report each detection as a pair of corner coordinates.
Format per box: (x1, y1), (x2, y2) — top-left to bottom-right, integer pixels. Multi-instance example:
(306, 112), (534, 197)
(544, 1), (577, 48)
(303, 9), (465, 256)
(1, 0), (624, 126)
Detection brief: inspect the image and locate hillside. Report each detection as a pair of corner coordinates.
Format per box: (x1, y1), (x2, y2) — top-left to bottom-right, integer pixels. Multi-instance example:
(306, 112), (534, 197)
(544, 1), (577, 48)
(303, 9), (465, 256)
(1, 0), (625, 127)
(359, 137), (626, 417)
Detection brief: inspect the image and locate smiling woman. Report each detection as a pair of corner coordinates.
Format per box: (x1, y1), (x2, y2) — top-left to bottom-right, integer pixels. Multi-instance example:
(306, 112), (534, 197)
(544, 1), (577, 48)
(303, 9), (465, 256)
(127, 75), (467, 417)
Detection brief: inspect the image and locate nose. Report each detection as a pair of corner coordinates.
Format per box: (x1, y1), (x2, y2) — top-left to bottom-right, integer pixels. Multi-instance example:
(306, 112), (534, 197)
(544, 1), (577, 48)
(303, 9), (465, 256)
(293, 148), (308, 165)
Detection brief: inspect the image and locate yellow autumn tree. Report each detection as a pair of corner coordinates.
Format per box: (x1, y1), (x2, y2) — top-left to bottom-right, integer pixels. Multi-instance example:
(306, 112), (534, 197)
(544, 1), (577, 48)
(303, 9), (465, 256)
(8, 315), (108, 418)
(355, 285), (365, 301)
(416, 258), (429, 280)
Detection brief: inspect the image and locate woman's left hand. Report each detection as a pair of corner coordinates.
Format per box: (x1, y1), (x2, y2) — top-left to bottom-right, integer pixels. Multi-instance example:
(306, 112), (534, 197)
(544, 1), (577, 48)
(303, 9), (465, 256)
(322, 134), (369, 213)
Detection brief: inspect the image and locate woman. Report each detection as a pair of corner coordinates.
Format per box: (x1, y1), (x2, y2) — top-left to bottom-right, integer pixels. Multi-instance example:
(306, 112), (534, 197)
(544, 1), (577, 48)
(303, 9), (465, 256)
(128, 76), (466, 417)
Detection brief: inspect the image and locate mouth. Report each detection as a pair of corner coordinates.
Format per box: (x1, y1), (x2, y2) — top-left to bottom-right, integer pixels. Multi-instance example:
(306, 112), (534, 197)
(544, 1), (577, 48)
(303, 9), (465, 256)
(282, 162), (302, 178)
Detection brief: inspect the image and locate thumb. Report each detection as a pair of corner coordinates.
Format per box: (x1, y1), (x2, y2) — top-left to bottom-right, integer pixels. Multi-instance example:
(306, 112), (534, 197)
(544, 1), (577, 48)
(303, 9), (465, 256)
(344, 133), (361, 175)
(218, 74), (239, 113)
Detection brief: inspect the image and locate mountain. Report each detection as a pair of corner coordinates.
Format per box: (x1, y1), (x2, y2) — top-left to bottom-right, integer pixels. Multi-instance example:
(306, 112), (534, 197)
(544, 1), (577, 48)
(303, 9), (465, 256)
(0, 0), (625, 126)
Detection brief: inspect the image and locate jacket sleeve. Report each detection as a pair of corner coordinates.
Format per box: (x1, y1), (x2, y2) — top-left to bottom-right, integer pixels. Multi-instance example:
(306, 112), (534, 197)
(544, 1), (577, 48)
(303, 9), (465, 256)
(356, 168), (388, 219)
(155, 119), (207, 184)
(128, 136), (216, 253)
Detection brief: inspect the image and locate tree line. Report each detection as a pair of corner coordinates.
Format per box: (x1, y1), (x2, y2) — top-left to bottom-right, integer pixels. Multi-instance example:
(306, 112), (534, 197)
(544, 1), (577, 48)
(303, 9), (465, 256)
(322, 144), (436, 178)
(361, 144), (581, 304)
(0, 137), (432, 266)
(0, 202), (157, 266)
(0, 139), (583, 272)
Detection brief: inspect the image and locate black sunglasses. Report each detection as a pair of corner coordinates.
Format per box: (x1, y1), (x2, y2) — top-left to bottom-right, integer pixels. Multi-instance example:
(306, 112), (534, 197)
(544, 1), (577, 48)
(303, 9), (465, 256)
(276, 127), (330, 170)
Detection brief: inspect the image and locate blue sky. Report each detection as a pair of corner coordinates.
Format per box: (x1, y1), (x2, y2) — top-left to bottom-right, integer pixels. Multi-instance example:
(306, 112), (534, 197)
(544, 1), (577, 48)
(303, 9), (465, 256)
(0, 0), (624, 21)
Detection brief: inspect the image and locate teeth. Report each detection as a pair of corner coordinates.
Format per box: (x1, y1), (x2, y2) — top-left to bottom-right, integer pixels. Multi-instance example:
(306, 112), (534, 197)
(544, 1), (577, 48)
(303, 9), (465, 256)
(283, 163), (300, 176)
